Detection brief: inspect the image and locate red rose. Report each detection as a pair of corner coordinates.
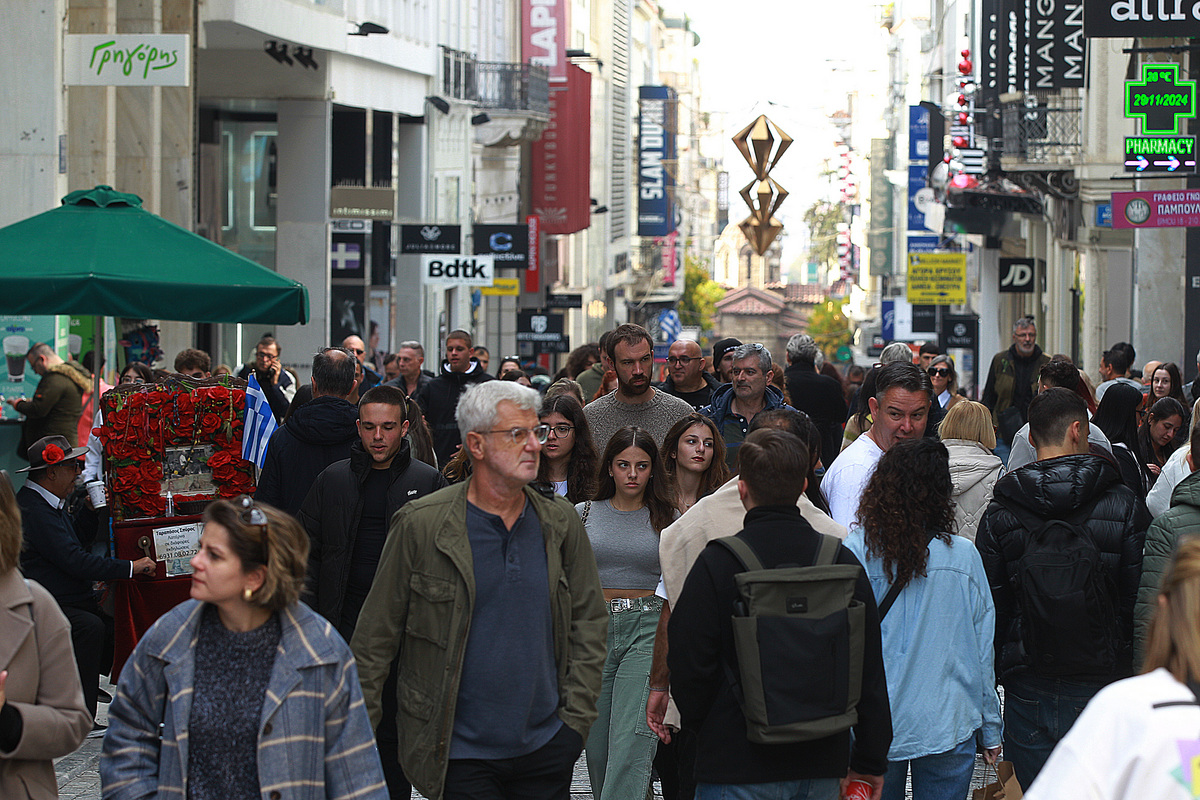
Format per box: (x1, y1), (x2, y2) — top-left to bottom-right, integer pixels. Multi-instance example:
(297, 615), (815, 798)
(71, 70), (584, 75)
(139, 462), (161, 481)
(212, 463), (238, 481)
(126, 394), (146, 409)
(112, 469), (137, 492)
(200, 413), (221, 434)
(231, 389), (246, 405)
(139, 478), (160, 496)
(175, 394), (195, 413)
(208, 450), (233, 468)
(41, 443), (65, 465)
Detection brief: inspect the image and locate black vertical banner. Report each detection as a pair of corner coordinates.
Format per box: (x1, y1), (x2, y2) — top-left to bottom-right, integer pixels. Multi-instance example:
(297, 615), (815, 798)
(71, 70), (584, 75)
(1030, 0), (1086, 89)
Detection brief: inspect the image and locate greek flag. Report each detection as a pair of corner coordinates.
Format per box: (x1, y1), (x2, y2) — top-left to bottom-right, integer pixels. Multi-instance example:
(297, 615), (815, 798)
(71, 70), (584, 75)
(242, 373), (278, 469)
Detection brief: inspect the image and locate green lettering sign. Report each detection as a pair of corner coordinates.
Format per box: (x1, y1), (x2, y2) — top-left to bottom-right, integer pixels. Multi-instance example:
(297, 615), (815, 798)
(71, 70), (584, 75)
(1125, 63), (1198, 136)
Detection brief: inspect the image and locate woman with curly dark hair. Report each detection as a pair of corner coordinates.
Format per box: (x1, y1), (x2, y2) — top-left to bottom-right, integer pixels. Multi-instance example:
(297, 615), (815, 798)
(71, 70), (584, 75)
(661, 412), (729, 514)
(535, 393), (598, 502)
(845, 438), (1001, 800)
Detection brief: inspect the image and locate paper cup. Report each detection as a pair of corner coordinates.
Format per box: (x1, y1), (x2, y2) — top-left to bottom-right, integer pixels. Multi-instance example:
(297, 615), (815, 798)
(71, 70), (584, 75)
(85, 480), (107, 509)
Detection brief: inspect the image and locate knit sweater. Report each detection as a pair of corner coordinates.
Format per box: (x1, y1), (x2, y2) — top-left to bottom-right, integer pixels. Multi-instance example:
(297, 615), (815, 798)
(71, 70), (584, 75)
(187, 606), (281, 800)
(583, 388), (693, 453)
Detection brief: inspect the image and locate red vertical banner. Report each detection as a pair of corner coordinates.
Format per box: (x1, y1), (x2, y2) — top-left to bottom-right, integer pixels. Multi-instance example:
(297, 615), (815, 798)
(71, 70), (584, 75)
(522, 0), (568, 83)
(525, 214), (541, 293)
(531, 64), (591, 236)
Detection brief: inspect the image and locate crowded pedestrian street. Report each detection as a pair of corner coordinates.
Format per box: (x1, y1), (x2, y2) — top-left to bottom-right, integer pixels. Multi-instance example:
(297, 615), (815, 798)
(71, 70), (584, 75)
(4, 0), (1200, 799)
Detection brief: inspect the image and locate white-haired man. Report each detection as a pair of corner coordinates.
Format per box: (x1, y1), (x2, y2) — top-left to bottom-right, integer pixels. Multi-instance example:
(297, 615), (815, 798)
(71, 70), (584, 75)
(352, 381), (606, 800)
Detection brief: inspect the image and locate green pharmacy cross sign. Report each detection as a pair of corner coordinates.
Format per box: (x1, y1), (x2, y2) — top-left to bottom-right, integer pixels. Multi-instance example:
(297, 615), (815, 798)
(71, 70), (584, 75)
(1125, 63), (1197, 136)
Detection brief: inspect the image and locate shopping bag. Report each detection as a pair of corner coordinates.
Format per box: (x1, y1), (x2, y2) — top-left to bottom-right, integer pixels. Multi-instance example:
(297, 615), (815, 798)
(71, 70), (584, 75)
(971, 761), (1024, 800)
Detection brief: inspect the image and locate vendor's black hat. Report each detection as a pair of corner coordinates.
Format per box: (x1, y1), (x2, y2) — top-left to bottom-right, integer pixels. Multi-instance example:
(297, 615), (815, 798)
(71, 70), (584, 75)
(16, 435), (88, 473)
(711, 338), (743, 363)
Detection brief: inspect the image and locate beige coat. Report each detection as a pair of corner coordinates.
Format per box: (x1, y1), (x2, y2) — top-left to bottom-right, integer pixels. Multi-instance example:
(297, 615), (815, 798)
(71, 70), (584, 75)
(660, 476), (847, 607)
(0, 570), (91, 799)
(944, 439), (1004, 542)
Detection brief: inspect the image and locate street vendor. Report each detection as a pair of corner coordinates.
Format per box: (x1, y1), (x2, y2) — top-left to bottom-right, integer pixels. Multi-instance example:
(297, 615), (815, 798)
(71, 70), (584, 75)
(16, 435), (155, 723)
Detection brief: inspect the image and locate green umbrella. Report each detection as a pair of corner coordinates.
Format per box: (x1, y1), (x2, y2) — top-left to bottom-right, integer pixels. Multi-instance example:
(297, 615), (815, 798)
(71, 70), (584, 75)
(0, 185), (309, 325)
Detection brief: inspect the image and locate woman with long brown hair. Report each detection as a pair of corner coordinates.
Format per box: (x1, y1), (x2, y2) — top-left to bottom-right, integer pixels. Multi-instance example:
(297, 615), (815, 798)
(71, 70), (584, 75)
(661, 412), (729, 515)
(1026, 535), (1200, 799)
(577, 426), (675, 800)
(845, 438), (1001, 800)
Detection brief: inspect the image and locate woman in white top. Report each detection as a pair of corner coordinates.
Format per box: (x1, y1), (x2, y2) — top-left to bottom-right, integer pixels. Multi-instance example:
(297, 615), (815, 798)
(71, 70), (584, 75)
(1026, 534), (1200, 800)
(576, 426), (676, 800)
(535, 393), (597, 503)
(661, 412), (729, 515)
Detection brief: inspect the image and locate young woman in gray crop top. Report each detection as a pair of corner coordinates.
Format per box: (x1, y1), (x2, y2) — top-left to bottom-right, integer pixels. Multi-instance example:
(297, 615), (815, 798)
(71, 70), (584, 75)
(575, 426), (677, 800)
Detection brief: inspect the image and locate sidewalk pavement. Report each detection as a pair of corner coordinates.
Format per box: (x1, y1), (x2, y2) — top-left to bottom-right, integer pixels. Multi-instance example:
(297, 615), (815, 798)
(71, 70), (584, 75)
(55, 677), (993, 799)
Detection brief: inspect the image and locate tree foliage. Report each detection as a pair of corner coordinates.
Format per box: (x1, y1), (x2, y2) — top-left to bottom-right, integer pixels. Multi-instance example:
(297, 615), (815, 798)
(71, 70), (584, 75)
(803, 201), (843, 270)
(678, 256), (725, 343)
(808, 296), (852, 357)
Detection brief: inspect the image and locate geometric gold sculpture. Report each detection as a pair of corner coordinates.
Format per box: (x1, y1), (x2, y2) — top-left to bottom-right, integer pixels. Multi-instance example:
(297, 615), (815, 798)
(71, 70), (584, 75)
(732, 115), (792, 255)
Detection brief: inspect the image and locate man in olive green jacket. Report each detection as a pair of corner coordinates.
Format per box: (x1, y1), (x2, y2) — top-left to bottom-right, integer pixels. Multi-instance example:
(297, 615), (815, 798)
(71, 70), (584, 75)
(351, 380), (606, 800)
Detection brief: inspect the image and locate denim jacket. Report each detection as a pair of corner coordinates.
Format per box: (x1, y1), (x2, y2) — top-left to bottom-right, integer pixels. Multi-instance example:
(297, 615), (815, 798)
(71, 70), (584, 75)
(844, 529), (1002, 760)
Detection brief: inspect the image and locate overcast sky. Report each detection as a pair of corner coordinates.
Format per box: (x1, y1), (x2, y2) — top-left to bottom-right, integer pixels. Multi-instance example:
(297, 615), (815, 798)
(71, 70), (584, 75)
(674, 0), (886, 268)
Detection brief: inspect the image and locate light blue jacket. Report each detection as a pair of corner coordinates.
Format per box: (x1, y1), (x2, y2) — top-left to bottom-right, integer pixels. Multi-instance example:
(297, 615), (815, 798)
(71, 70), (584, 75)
(844, 529), (1002, 760)
(100, 600), (388, 800)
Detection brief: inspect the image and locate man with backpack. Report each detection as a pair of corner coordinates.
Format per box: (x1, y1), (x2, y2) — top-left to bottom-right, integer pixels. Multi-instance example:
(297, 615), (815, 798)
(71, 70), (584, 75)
(976, 387), (1148, 787)
(668, 428), (891, 800)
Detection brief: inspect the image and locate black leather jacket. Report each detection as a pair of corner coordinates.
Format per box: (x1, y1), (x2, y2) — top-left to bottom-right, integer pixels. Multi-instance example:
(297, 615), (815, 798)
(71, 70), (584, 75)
(976, 453), (1149, 682)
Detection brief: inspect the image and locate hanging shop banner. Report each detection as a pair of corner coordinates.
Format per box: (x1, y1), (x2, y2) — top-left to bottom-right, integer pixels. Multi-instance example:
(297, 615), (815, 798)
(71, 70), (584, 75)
(979, 0), (1003, 113)
(400, 225), (461, 254)
(532, 65), (591, 235)
(1084, 0), (1200, 37)
(420, 255), (495, 286)
(637, 85), (678, 238)
(473, 225), (530, 268)
(999, 258), (1040, 293)
(522, 0), (568, 82)
(1029, 0), (1085, 90)
(1112, 189), (1200, 229)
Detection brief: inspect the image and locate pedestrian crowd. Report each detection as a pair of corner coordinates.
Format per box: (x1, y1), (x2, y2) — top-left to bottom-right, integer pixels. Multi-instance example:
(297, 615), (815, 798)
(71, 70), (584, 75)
(4, 318), (1200, 800)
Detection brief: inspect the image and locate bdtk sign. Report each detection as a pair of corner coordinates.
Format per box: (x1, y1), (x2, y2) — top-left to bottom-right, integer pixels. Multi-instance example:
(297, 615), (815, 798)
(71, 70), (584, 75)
(1084, 0), (1200, 37)
(421, 255), (495, 287)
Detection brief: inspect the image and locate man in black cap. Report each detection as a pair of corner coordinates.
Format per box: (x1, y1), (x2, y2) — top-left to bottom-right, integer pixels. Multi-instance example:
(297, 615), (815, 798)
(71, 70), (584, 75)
(710, 337), (743, 384)
(17, 435), (156, 721)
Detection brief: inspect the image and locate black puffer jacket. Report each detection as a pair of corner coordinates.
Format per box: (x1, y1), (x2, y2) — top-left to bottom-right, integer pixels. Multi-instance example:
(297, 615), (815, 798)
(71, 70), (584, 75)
(976, 453), (1149, 682)
(414, 359), (493, 465)
(255, 395), (359, 516)
(297, 439), (447, 640)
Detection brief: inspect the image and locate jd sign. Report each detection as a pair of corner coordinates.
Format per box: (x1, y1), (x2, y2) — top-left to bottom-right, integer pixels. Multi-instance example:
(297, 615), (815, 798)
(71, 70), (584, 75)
(1125, 63), (1197, 136)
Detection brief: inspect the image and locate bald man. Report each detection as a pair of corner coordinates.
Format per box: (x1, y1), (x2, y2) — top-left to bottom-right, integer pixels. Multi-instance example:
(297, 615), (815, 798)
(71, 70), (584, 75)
(343, 334), (382, 392)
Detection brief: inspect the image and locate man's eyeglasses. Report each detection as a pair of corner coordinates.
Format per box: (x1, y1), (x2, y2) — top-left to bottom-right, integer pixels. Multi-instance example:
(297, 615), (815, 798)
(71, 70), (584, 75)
(479, 424), (551, 445)
(667, 356), (698, 366)
(255, 350), (277, 360)
(545, 424), (574, 438)
(927, 367), (951, 377)
(235, 495), (270, 547)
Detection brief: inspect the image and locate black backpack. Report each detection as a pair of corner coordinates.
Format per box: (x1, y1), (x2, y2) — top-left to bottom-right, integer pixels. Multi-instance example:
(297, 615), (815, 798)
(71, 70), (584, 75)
(713, 533), (866, 744)
(999, 499), (1120, 677)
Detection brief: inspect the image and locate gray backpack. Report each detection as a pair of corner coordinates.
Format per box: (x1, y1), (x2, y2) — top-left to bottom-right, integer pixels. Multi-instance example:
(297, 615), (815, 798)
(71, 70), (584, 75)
(714, 533), (866, 744)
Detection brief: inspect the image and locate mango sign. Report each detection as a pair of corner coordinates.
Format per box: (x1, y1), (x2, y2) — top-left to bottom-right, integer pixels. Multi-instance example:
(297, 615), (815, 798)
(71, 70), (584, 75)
(906, 252), (967, 304)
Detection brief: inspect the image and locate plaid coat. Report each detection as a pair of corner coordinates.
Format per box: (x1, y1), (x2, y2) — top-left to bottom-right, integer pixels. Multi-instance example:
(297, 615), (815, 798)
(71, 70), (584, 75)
(100, 600), (387, 800)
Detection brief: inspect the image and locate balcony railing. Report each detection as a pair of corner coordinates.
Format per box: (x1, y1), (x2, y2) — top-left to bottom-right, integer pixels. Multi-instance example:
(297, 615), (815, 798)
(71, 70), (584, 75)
(441, 46), (550, 117)
(1000, 92), (1083, 167)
